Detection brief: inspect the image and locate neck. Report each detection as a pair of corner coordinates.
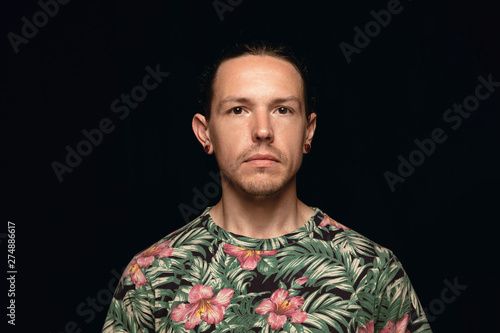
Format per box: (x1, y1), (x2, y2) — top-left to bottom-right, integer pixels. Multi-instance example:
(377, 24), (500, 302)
(209, 174), (315, 239)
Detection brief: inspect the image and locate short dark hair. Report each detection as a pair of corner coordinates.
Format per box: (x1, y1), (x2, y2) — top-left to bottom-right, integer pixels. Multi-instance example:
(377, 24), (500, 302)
(198, 40), (317, 121)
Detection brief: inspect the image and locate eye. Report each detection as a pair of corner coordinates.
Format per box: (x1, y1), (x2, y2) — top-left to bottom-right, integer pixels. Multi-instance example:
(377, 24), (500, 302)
(229, 107), (245, 115)
(275, 106), (291, 115)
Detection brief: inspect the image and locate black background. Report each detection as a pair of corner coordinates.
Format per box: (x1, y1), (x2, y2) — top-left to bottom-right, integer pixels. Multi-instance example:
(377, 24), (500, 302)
(3, 0), (499, 331)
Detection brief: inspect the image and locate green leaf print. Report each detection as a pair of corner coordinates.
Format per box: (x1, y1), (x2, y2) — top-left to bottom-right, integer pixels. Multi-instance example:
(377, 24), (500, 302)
(257, 255), (278, 276)
(103, 208), (433, 333)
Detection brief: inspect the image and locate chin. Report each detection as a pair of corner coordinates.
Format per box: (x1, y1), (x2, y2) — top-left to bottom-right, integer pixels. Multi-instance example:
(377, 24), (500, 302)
(238, 175), (293, 197)
(241, 185), (283, 197)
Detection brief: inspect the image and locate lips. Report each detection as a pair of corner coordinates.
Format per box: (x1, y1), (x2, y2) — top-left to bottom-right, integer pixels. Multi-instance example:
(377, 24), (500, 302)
(244, 154), (279, 162)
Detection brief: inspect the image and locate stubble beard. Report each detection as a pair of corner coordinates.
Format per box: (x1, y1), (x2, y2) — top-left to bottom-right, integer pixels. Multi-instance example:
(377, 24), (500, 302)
(241, 177), (284, 197)
(228, 168), (297, 197)
(214, 139), (300, 198)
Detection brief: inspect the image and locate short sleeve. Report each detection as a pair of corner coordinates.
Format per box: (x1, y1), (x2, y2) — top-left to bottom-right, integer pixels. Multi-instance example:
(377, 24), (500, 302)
(373, 256), (433, 333)
(102, 262), (156, 333)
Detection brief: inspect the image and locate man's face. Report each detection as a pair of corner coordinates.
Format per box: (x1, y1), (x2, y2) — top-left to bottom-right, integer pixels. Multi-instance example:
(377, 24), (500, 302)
(207, 55), (316, 197)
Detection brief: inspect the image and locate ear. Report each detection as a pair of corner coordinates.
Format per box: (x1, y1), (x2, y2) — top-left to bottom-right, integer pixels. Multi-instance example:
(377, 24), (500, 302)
(305, 112), (317, 143)
(192, 113), (213, 154)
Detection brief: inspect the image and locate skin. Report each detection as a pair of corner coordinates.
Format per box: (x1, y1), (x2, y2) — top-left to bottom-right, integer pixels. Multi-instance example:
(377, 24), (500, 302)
(192, 55), (317, 239)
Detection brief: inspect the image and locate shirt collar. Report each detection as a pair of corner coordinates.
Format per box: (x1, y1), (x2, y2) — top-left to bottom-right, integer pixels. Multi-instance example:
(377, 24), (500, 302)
(200, 206), (325, 251)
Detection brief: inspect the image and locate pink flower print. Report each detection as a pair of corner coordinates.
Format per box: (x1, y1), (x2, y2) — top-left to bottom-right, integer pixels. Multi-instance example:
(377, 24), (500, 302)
(223, 244), (277, 270)
(255, 288), (307, 330)
(358, 320), (374, 333)
(123, 262), (147, 287)
(379, 314), (410, 333)
(319, 215), (349, 230)
(295, 276), (309, 286)
(136, 240), (174, 267)
(171, 284), (234, 330)
(122, 240), (174, 287)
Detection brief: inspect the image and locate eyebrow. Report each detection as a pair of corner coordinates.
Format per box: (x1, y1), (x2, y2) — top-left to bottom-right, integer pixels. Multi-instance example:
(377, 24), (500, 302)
(218, 96), (302, 107)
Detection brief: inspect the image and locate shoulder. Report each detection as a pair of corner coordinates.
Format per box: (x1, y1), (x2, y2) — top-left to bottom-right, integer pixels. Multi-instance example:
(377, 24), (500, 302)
(312, 210), (410, 290)
(314, 210), (398, 267)
(120, 212), (213, 288)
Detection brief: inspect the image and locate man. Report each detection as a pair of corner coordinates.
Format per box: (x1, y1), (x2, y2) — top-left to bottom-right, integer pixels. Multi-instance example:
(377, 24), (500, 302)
(103, 41), (432, 332)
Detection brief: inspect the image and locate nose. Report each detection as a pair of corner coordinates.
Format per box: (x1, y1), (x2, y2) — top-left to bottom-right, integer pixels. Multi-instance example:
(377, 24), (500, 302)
(251, 110), (274, 143)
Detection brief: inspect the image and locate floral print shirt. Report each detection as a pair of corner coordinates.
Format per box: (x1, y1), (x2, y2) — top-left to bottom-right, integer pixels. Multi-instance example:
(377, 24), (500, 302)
(103, 207), (432, 333)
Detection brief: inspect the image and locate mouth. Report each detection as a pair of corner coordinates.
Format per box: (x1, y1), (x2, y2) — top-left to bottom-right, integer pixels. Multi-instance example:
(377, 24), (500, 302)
(244, 154), (279, 163)
(243, 153), (280, 168)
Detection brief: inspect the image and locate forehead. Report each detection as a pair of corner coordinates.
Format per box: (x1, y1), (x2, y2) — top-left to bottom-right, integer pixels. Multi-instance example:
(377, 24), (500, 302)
(212, 55), (304, 104)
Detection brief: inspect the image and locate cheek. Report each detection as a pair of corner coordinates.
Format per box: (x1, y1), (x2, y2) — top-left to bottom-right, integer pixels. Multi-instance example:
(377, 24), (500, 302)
(278, 125), (307, 148)
(215, 133), (244, 157)
(283, 127), (307, 163)
(212, 130), (245, 169)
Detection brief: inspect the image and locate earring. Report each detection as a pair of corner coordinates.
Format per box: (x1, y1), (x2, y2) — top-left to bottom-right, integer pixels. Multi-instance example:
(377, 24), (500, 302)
(204, 145), (210, 153)
(304, 143), (311, 153)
